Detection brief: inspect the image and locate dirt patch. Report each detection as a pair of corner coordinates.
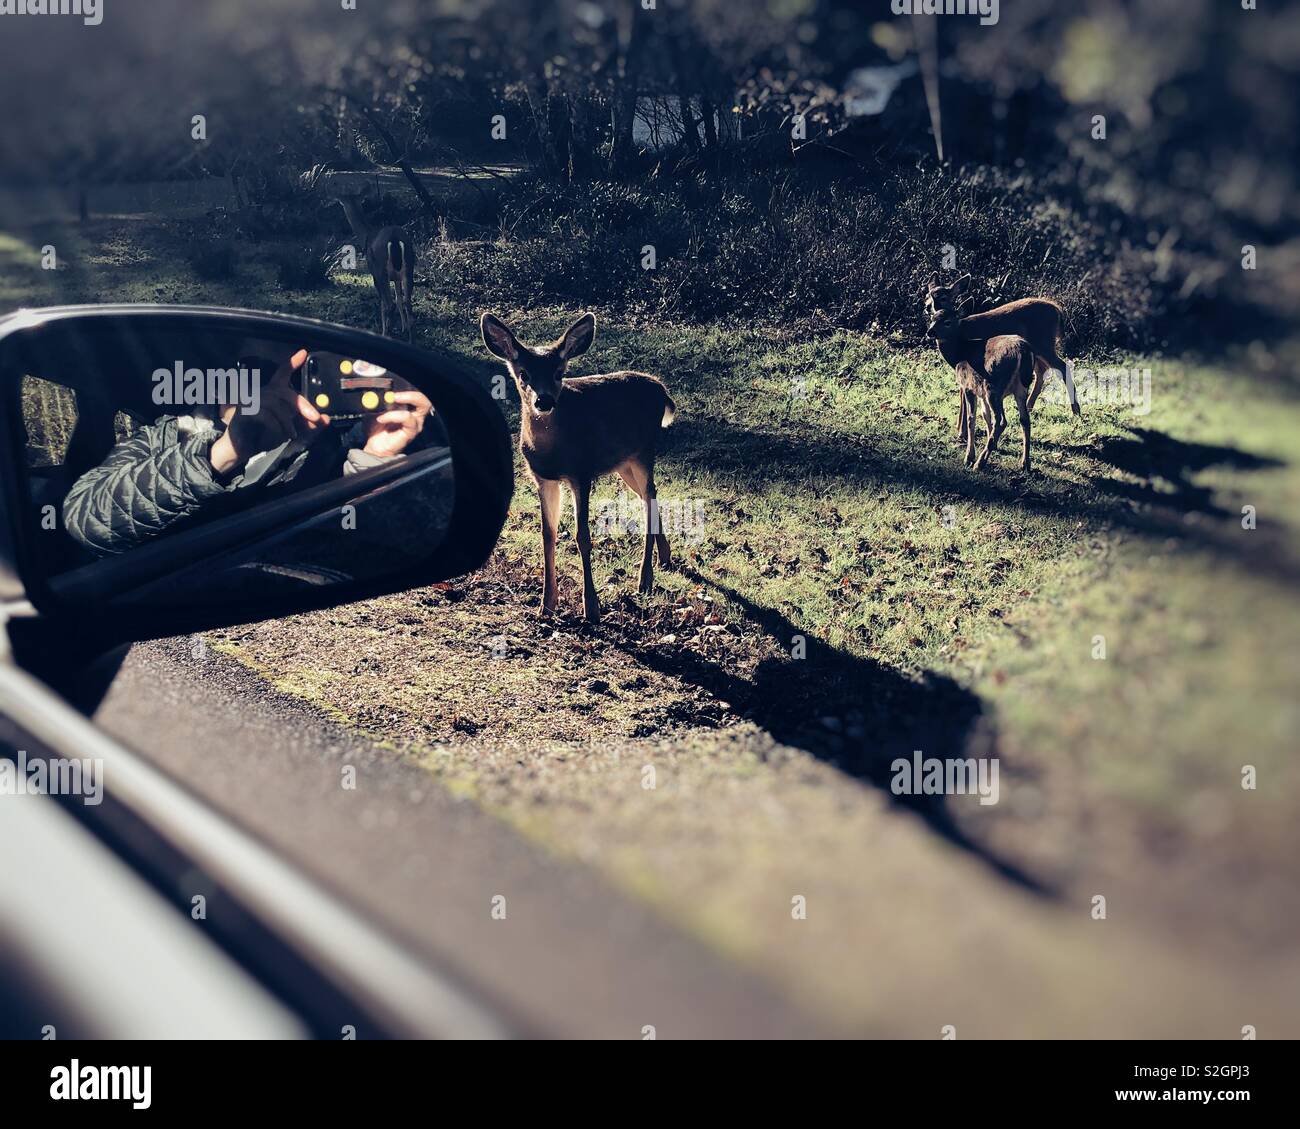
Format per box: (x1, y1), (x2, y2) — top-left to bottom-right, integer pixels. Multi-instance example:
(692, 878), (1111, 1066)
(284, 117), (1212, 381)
(215, 551), (777, 751)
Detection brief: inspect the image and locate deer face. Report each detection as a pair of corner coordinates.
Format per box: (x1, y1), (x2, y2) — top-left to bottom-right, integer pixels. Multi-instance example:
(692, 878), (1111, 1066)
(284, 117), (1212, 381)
(925, 272), (972, 338)
(480, 312), (596, 415)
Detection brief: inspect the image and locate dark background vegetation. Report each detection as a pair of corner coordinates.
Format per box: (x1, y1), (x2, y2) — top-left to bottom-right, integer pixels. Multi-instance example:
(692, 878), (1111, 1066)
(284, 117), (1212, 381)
(0, 0), (1297, 357)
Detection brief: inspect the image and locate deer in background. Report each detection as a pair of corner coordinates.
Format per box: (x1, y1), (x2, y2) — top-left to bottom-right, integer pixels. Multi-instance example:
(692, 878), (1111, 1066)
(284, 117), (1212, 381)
(925, 273), (1080, 441)
(334, 184), (415, 339)
(480, 311), (676, 623)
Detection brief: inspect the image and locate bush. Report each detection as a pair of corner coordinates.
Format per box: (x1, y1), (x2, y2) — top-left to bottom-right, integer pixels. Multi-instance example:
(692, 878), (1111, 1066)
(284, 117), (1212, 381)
(272, 241), (334, 291)
(429, 162), (1178, 355)
(185, 237), (238, 281)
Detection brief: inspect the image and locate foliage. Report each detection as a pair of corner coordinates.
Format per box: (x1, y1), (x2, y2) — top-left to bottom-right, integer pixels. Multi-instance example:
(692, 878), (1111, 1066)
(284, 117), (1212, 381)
(184, 236), (239, 281)
(272, 240), (335, 291)
(430, 163), (1164, 354)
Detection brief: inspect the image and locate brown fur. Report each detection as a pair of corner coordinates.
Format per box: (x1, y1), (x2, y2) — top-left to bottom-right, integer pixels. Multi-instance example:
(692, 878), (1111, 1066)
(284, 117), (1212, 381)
(480, 311), (675, 622)
(336, 189), (416, 340)
(925, 275), (1080, 428)
(942, 334), (1035, 471)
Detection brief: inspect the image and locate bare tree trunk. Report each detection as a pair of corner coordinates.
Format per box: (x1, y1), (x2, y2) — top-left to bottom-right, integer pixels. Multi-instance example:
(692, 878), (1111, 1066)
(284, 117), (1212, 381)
(717, 99), (739, 144)
(568, 91), (594, 182)
(701, 97), (719, 149)
(548, 85), (572, 182)
(524, 78), (564, 178)
(610, 87), (638, 173)
(609, 3), (647, 174)
(679, 95), (700, 152)
(668, 17), (700, 154)
(911, 11), (945, 162)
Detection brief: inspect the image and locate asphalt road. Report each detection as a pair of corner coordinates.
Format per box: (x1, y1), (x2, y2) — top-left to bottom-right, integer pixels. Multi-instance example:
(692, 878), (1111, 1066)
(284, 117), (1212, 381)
(94, 635), (831, 1039)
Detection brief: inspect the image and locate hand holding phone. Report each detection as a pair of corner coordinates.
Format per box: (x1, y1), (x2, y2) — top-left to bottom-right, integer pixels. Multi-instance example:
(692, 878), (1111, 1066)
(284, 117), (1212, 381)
(300, 352), (411, 423)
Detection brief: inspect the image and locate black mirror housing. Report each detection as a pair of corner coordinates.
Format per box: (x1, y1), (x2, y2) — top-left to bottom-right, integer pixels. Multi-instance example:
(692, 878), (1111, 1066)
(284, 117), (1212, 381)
(0, 305), (512, 655)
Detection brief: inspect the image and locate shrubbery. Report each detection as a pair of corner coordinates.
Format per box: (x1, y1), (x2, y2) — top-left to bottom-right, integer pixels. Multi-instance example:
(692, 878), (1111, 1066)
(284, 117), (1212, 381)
(272, 240), (334, 291)
(184, 236), (238, 281)
(423, 162), (1170, 355)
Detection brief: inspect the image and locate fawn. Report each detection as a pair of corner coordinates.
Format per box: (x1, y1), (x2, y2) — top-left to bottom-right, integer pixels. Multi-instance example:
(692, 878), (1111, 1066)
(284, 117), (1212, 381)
(480, 311), (676, 622)
(334, 185), (416, 339)
(925, 273), (1080, 439)
(929, 325), (1036, 471)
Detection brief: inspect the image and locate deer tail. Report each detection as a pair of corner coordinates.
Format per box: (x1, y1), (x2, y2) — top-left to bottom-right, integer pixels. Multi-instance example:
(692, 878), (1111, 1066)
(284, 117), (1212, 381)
(1021, 345), (1037, 390)
(387, 237), (404, 276)
(1052, 299), (1072, 351)
(661, 388), (677, 429)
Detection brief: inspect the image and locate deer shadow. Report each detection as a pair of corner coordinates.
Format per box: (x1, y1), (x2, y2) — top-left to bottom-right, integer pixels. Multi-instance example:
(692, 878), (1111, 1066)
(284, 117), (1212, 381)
(611, 569), (1048, 894)
(1084, 426), (1283, 518)
(664, 413), (1299, 585)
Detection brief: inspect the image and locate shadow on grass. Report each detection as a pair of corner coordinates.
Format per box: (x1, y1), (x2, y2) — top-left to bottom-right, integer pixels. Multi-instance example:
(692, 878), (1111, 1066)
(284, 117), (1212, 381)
(611, 567), (1049, 895)
(600, 414), (1289, 891)
(1085, 426), (1284, 518)
(665, 413), (1297, 584)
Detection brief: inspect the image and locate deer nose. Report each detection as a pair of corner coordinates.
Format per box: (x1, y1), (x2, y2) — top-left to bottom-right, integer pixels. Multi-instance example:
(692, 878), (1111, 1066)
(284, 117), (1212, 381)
(534, 394), (556, 413)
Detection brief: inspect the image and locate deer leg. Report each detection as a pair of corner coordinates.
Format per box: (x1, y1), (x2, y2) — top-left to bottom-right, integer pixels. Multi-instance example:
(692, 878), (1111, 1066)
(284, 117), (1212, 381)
(401, 268), (415, 340)
(390, 273), (405, 339)
(537, 477), (561, 617)
(392, 268), (410, 340)
(955, 384), (968, 443)
(372, 274), (391, 337)
(386, 282), (400, 339)
(963, 390), (978, 467)
(1015, 387), (1031, 471)
(973, 394), (996, 471)
(989, 400), (1007, 453)
(1046, 351), (1081, 418)
(649, 470), (672, 570)
(616, 462), (655, 593)
(571, 478), (600, 622)
(618, 456), (672, 587)
(1027, 356), (1049, 411)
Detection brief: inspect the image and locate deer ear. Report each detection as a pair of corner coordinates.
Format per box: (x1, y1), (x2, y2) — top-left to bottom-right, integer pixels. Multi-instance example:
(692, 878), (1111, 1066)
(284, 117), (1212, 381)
(480, 313), (519, 361)
(558, 312), (596, 360)
(955, 273), (972, 289)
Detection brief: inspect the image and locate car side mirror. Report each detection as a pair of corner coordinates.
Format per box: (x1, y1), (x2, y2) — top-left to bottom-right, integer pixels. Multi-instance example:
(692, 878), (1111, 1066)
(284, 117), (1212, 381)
(0, 306), (512, 653)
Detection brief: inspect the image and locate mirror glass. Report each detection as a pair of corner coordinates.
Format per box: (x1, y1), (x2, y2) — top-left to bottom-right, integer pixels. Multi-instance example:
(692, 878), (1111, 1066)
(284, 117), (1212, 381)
(15, 325), (455, 607)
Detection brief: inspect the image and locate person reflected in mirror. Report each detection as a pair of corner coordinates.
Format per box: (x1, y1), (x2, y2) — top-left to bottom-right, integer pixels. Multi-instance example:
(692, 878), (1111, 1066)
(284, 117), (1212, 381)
(63, 348), (432, 556)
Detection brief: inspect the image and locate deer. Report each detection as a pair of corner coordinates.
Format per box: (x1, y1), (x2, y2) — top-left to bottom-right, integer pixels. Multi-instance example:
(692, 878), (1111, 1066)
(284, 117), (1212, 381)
(924, 273), (1079, 443)
(333, 185), (415, 340)
(928, 327), (1036, 471)
(480, 311), (676, 623)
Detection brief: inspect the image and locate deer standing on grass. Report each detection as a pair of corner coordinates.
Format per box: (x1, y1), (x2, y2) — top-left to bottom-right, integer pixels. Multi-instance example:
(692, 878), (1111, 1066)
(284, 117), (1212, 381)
(480, 311), (676, 623)
(930, 328), (1036, 471)
(334, 185), (415, 339)
(925, 273), (1080, 442)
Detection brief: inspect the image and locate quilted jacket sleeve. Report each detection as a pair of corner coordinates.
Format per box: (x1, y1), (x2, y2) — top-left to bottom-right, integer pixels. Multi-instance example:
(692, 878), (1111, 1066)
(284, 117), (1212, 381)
(62, 417), (231, 557)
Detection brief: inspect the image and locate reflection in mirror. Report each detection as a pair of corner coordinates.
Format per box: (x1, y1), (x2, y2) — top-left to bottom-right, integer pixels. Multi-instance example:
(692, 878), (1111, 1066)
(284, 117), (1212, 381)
(17, 332), (454, 605)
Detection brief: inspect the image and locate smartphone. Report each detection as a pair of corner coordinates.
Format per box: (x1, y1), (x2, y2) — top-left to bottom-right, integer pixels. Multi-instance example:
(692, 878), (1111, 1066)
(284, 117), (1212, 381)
(299, 353), (411, 422)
